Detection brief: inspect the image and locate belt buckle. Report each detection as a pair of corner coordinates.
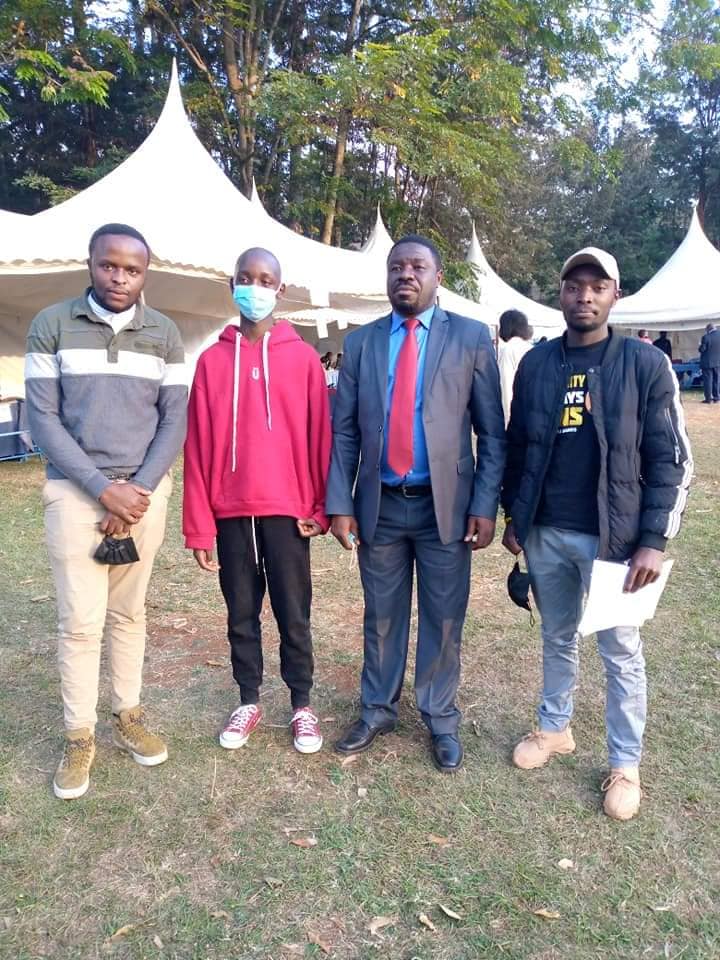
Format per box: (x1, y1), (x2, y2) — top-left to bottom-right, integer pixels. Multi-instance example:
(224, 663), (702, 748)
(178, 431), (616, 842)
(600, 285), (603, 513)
(401, 483), (416, 498)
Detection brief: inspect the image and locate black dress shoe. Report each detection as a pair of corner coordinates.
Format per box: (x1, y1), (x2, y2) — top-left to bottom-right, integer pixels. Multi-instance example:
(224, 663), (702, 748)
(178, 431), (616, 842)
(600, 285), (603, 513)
(431, 733), (464, 773)
(335, 718), (396, 754)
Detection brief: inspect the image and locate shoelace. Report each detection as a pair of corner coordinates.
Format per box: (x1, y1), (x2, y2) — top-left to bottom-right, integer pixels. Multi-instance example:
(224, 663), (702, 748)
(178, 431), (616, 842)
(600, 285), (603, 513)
(523, 730), (546, 745)
(292, 709), (319, 737)
(64, 737), (93, 768)
(227, 705), (258, 731)
(121, 711), (149, 742)
(601, 772), (636, 793)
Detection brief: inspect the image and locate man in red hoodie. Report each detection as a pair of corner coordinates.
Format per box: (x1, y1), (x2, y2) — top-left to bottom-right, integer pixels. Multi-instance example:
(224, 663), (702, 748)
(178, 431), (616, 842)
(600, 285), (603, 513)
(183, 247), (331, 754)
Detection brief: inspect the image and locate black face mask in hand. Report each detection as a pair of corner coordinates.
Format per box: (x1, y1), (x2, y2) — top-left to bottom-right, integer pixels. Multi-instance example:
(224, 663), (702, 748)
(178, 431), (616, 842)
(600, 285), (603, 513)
(507, 560), (533, 619)
(94, 534), (140, 565)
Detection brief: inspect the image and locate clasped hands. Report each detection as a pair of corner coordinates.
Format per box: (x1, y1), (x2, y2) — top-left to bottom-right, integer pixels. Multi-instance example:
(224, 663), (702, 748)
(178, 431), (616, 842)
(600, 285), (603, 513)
(98, 482), (152, 537)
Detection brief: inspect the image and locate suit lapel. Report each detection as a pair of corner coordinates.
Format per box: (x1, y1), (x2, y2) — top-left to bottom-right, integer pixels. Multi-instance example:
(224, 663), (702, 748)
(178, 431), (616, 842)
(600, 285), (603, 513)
(423, 306), (449, 403)
(373, 314), (392, 417)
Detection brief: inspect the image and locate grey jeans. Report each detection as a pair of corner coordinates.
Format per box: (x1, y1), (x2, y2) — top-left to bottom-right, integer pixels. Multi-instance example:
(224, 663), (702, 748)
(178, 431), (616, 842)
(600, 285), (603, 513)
(524, 525), (647, 768)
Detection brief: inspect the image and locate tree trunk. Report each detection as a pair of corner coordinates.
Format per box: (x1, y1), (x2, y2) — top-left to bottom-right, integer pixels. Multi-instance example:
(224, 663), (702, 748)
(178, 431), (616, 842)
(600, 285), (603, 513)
(320, 0), (363, 244)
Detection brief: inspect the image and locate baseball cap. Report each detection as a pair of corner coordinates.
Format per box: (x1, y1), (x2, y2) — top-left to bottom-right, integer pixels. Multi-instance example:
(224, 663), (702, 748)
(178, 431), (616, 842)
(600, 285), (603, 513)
(560, 246), (620, 285)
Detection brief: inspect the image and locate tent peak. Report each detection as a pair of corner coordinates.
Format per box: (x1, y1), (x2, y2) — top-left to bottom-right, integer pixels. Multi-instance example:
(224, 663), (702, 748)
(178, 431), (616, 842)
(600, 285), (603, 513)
(157, 57), (188, 131)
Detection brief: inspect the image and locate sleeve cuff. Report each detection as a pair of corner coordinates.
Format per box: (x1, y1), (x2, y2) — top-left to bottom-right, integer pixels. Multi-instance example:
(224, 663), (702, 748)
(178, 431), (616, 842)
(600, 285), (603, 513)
(185, 535), (216, 551)
(86, 472), (112, 501)
(638, 532), (667, 552)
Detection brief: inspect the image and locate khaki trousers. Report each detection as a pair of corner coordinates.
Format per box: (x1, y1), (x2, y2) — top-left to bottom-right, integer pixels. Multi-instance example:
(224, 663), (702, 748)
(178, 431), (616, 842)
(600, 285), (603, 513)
(42, 474), (171, 731)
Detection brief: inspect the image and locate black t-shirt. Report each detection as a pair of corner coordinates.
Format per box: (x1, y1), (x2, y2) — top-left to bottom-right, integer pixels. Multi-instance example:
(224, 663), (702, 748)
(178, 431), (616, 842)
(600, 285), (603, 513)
(535, 337), (609, 535)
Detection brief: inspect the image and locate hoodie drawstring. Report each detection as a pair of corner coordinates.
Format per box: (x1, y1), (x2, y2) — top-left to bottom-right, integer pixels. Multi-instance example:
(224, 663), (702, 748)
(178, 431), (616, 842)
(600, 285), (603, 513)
(261, 331), (272, 431)
(251, 516), (260, 570)
(231, 328), (241, 473)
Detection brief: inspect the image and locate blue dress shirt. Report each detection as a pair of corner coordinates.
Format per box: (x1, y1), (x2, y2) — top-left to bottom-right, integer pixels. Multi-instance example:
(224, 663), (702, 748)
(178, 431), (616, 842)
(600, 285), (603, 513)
(380, 304), (435, 485)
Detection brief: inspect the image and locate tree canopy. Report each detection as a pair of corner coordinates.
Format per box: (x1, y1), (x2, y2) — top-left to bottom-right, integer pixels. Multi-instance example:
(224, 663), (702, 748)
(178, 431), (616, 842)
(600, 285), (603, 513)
(1, 0), (718, 301)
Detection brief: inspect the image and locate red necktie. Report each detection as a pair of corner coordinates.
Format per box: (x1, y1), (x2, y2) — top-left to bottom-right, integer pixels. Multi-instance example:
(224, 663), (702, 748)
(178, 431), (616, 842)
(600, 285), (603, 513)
(387, 317), (419, 477)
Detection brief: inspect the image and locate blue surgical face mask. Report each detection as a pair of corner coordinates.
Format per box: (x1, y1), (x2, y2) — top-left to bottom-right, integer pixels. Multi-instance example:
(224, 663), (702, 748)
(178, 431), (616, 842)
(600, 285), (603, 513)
(232, 283), (279, 323)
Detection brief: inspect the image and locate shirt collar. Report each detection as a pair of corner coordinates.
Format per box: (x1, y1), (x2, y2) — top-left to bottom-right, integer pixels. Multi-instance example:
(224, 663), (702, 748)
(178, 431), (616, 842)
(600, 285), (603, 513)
(391, 304), (435, 333)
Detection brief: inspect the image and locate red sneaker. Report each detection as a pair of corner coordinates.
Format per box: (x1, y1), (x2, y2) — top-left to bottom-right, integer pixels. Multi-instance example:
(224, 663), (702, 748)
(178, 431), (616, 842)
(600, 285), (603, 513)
(219, 704), (262, 749)
(291, 708), (323, 754)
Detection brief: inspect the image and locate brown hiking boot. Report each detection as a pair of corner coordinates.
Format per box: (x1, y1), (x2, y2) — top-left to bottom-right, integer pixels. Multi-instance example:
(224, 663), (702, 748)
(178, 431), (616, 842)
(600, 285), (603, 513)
(53, 728), (96, 799)
(113, 706), (168, 766)
(512, 727), (576, 770)
(602, 767), (642, 821)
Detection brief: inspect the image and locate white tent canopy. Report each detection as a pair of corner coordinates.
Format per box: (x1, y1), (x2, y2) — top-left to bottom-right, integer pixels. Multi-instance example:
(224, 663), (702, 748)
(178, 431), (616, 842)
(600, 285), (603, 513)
(612, 209), (720, 332)
(466, 225), (564, 340)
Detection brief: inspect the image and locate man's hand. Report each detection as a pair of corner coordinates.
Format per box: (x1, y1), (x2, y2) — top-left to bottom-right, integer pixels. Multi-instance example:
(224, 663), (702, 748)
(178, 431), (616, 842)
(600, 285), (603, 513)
(501, 521), (522, 556)
(331, 515), (360, 550)
(193, 549), (220, 573)
(464, 516), (495, 550)
(99, 512), (130, 537)
(624, 547), (664, 593)
(99, 483), (151, 525)
(296, 518), (323, 538)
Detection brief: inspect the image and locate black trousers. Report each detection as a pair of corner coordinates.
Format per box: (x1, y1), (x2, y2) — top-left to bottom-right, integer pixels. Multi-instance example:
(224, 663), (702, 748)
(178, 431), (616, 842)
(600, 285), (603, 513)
(702, 366), (720, 402)
(216, 516), (314, 709)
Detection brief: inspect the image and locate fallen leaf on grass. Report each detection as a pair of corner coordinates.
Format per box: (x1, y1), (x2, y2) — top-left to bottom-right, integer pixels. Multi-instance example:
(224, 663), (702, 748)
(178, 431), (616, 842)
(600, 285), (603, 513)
(649, 904), (673, 913)
(418, 913), (437, 931)
(152, 935), (164, 949)
(30, 595), (51, 603)
(427, 834), (450, 847)
(210, 910), (230, 920)
(307, 931), (332, 954)
(368, 916), (395, 936)
(321, 716), (337, 722)
(171, 618), (187, 628)
(439, 904), (462, 920)
(205, 659), (224, 667)
(1, 917), (11, 930)
(18, 578), (34, 585)
(472, 720), (482, 736)
(107, 923), (137, 942)
(264, 876), (284, 889)
(533, 908), (561, 920)
(290, 836), (318, 848)
(341, 755), (358, 768)
(357, 787), (368, 798)
(557, 858), (574, 870)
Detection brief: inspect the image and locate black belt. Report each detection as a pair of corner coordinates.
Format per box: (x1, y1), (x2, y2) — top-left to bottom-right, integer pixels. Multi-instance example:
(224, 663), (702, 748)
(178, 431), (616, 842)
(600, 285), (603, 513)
(104, 471), (136, 481)
(382, 483), (432, 498)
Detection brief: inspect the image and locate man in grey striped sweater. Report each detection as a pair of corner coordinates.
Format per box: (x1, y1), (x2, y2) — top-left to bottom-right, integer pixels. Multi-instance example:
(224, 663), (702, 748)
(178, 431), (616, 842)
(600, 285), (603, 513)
(25, 223), (187, 799)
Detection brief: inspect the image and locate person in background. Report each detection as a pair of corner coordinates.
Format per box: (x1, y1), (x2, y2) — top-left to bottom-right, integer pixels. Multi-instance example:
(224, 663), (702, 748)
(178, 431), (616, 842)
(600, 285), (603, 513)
(637, 329), (653, 345)
(497, 309), (534, 427)
(328, 235), (505, 773)
(699, 322), (720, 403)
(653, 331), (672, 360)
(183, 247), (331, 755)
(25, 222), (187, 799)
(502, 246), (692, 821)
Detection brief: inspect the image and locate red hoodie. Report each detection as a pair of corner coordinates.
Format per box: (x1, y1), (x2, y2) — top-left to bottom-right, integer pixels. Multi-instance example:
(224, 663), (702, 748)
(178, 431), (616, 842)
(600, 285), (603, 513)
(183, 320), (331, 550)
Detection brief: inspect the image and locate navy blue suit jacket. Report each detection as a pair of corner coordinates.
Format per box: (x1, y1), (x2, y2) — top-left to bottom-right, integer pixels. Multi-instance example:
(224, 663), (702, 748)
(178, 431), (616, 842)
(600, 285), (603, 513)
(326, 307), (506, 545)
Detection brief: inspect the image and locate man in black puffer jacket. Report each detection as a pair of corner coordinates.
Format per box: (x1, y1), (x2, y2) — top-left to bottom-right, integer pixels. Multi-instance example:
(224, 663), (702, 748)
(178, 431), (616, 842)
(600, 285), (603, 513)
(502, 247), (692, 822)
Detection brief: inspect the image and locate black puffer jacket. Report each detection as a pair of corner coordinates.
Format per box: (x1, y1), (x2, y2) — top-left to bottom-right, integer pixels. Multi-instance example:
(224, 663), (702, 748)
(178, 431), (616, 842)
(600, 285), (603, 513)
(502, 328), (693, 561)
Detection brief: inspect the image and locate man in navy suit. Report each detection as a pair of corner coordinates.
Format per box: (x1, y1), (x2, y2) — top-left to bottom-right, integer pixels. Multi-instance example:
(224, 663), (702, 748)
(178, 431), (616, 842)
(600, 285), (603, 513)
(326, 235), (505, 771)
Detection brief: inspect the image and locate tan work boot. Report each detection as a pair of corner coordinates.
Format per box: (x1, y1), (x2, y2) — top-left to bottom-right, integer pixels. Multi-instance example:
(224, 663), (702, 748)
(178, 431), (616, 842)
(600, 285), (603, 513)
(602, 767), (642, 821)
(512, 727), (576, 769)
(53, 728), (96, 799)
(113, 706), (168, 766)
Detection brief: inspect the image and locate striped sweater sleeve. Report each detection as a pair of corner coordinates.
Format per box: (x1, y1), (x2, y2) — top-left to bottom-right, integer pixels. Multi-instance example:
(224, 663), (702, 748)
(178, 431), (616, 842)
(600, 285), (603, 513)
(132, 321), (188, 491)
(25, 309), (112, 500)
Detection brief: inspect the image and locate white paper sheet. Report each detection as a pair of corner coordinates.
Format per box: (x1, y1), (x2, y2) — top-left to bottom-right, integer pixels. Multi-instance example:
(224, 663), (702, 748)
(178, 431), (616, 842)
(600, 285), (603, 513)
(577, 559), (674, 637)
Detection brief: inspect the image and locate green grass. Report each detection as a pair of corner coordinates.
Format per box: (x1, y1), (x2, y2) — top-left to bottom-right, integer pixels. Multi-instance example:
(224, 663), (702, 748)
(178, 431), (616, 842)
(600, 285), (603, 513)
(0, 392), (719, 959)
